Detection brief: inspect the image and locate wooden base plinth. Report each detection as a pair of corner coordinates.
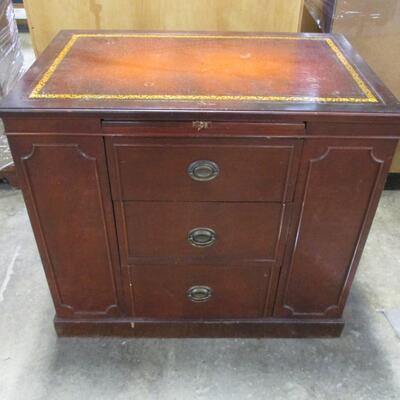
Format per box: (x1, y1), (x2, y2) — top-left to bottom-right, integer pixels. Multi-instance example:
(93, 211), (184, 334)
(54, 317), (344, 338)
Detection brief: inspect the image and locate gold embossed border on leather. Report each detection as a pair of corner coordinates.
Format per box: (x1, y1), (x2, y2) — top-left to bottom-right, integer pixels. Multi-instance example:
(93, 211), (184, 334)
(30, 34), (379, 104)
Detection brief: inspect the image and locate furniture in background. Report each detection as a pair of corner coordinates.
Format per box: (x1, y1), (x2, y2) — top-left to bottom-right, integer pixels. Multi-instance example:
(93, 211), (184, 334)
(12, 1), (29, 33)
(303, 0), (400, 174)
(23, 0), (305, 55)
(1, 31), (399, 337)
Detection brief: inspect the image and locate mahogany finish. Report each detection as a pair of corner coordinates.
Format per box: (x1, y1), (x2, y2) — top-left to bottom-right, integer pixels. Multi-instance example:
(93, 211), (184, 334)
(106, 137), (302, 202)
(1, 31), (399, 338)
(119, 202), (289, 263)
(131, 265), (270, 319)
(274, 138), (397, 318)
(7, 135), (126, 318)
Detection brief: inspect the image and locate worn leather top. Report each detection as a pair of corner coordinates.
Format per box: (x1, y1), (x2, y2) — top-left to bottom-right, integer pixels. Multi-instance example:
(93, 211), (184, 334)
(0, 31), (399, 115)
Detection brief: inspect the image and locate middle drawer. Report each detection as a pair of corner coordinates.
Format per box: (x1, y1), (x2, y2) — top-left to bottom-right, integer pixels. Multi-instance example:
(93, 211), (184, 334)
(115, 201), (290, 265)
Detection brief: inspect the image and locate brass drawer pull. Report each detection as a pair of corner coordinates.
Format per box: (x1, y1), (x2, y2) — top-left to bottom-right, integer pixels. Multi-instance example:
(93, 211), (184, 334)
(192, 121), (211, 131)
(188, 228), (216, 247)
(187, 286), (213, 302)
(188, 160), (219, 181)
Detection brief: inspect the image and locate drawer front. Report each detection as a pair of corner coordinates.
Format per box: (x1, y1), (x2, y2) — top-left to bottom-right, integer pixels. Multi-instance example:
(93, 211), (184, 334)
(107, 138), (302, 202)
(116, 202), (289, 264)
(130, 265), (270, 319)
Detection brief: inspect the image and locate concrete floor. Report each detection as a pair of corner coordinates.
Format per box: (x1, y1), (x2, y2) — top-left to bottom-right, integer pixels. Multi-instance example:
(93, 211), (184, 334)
(0, 185), (399, 400)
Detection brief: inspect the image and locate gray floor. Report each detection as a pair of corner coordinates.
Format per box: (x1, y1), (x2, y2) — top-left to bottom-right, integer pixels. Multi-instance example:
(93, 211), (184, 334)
(0, 186), (400, 400)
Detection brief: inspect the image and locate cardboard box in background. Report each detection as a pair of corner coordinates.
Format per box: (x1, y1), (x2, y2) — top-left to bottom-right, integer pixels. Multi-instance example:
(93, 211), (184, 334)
(304, 0), (400, 172)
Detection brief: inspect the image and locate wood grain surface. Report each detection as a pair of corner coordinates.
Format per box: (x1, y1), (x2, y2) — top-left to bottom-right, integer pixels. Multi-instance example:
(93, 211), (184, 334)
(24, 0), (305, 55)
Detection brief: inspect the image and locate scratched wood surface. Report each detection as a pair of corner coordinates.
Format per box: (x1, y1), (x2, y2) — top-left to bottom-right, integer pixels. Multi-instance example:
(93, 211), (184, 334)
(28, 33), (377, 103)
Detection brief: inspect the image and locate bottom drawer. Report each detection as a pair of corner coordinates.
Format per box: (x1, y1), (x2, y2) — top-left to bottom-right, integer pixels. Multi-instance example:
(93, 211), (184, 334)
(130, 265), (271, 319)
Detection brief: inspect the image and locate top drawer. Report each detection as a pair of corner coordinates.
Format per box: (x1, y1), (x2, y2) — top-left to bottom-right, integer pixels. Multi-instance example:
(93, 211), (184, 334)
(106, 136), (302, 202)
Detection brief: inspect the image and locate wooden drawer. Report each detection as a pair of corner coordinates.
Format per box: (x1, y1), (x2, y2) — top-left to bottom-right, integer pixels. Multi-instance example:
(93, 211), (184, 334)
(130, 265), (271, 319)
(107, 137), (302, 202)
(116, 202), (290, 265)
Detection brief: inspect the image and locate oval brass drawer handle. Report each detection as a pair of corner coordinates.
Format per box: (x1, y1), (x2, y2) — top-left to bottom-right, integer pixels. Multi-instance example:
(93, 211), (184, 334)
(188, 227), (216, 247)
(188, 160), (219, 181)
(187, 286), (213, 302)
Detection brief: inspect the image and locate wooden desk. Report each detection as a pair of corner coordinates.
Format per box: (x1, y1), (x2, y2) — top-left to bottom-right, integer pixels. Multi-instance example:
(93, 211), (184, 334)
(1, 31), (399, 337)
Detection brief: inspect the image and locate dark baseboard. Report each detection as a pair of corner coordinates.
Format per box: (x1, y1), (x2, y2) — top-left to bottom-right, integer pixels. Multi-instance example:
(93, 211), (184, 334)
(54, 317), (345, 338)
(385, 173), (400, 190)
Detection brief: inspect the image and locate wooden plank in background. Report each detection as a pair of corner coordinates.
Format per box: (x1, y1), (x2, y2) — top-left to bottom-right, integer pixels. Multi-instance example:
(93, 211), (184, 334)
(24, 0), (304, 55)
(391, 143), (400, 173)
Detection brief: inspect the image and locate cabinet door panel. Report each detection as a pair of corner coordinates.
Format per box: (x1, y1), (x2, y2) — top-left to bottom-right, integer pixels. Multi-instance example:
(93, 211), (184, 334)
(8, 135), (127, 318)
(274, 138), (397, 318)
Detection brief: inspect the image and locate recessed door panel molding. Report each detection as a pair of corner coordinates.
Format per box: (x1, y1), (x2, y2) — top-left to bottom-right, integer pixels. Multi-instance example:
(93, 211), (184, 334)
(8, 136), (126, 318)
(274, 138), (397, 318)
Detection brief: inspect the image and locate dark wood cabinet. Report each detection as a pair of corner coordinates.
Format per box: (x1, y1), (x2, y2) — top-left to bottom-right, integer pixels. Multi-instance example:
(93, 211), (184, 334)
(1, 31), (399, 337)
